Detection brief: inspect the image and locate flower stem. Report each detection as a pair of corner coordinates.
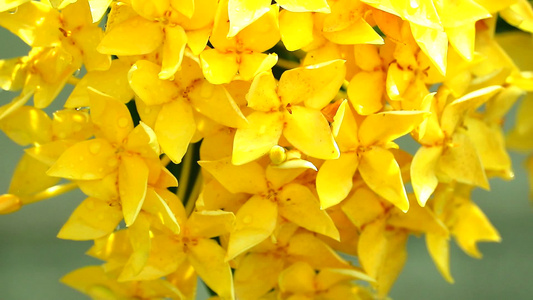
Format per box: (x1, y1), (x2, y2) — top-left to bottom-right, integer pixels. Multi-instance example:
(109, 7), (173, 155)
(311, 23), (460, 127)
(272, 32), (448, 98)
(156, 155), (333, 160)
(277, 57), (300, 70)
(185, 172), (203, 216)
(23, 182), (78, 204)
(177, 144), (194, 201)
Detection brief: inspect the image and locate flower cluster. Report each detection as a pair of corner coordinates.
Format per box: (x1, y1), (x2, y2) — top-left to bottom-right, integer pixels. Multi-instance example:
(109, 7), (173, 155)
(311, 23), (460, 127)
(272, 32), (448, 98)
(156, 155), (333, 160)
(1, 0), (532, 299)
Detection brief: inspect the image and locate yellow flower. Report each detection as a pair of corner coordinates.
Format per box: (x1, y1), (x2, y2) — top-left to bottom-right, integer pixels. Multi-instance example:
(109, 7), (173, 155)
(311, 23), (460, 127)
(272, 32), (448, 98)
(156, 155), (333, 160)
(233, 60), (345, 165)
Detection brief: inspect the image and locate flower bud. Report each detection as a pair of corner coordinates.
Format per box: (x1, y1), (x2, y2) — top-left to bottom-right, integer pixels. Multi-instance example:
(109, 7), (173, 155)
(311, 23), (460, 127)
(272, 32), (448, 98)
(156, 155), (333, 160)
(269, 145), (287, 165)
(0, 194), (22, 214)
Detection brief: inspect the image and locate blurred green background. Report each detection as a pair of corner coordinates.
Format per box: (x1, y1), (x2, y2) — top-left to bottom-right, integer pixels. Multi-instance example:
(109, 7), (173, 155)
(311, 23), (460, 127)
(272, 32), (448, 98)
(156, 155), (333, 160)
(1, 23), (532, 300)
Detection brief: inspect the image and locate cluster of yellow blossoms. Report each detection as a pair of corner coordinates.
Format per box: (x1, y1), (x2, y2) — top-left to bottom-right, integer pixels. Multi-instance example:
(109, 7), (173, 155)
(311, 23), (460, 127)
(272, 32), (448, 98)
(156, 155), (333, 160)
(1, 0), (533, 299)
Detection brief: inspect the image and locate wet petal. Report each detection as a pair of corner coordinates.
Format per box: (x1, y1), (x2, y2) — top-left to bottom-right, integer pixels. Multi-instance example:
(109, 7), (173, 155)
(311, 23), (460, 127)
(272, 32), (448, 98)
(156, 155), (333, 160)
(119, 155), (149, 226)
(155, 100), (196, 164)
(278, 60), (346, 109)
(199, 49), (239, 84)
(47, 139), (116, 180)
(411, 146), (443, 207)
(57, 197), (122, 240)
(283, 106), (339, 160)
(97, 16), (163, 55)
(359, 147), (409, 212)
(188, 238), (235, 300)
(199, 157), (268, 194)
(278, 183), (340, 240)
(316, 152), (359, 209)
(226, 195), (278, 260)
(89, 88), (133, 145)
(129, 60), (180, 106)
(160, 25), (188, 80)
(233, 111), (284, 165)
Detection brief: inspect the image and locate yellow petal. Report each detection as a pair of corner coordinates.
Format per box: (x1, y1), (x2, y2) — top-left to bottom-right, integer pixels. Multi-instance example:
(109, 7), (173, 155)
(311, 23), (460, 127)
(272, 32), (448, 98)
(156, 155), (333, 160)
(463, 117), (512, 173)
(358, 218), (408, 297)
(143, 188), (180, 234)
(359, 147), (409, 212)
(120, 212), (152, 279)
(332, 100), (359, 150)
(189, 80), (248, 128)
(278, 60), (346, 109)
(234, 253), (285, 300)
(0, 2), (60, 47)
(278, 183), (340, 241)
(278, 262), (315, 294)
(283, 106), (339, 160)
(155, 100), (196, 164)
(279, 10), (314, 51)
(447, 23), (476, 61)
(233, 111), (284, 165)
(411, 146), (443, 207)
(8, 153), (60, 197)
(245, 71), (281, 112)
(500, 0), (533, 33)
(410, 23), (448, 75)
(316, 152), (359, 209)
(119, 154), (149, 226)
(287, 232), (349, 269)
(128, 60), (180, 106)
(358, 110), (427, 146)
(47, 139), (116, 180)
(437, 131), (489, 190)
(426, 233), (454, 283)
(0, 105), (52, 146)
(159, 25), (188, 80)
(199, 157), (268, 194)
(89, 88), (133, 145)
(440, 86), (502, 136)
(323, 18), (384, 45)
(316, 268), (374, 290)
(227, 0), (271, 37)
(186, 210), (235, 238)
(226, 195), (278, 260)
(57, 197), (122, 240)
(452, 200), (501, 258)
(239, 52), (278, 81)
(97, 16), (163, 55)
(199, 49), (239, 84)
(385, 62), (415, 100)
(188, 238), (235, 300)
(341, 187), (385, 229)
(347, 71), (385, 115)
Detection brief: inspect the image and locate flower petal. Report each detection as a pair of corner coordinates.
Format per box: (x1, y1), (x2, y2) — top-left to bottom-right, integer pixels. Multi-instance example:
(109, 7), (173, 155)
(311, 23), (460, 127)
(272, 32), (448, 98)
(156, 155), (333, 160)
(226, 195), (278, 260)
(159, 25), (188, 80)
(411, 146), (443, 207)
(155, 100), (196, 164)
(278, 183), (340, 240)
(188, 238), (234, 300)
(233, 111), (284, 165)
(89, 88), (133, 145)
(58, 197), (122, 241)
(119, 155), (149, 226)
(316, 152), (359, 209)
(199, 49), (239, 84)
(358, 110), (427, 147)
(47, 139), (116, 180)
(279, 11), (314, 51)
(278, 60), (346, 109)
(129, 60), (180, 106)
(359, 147), (409, 212)
(199, 157), (268, 194)
(97, 16), (163, 55)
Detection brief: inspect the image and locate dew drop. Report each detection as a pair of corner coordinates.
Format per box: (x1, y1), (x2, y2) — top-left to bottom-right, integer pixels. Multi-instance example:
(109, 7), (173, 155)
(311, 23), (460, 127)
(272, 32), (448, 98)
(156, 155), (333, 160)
(7, 7), (17, 14)
(242, 215), (253, 224)
(73, 68), (81, 76)
(108, 158), (119, 168)
(89, 141), (102, 154)
(82, 172), (96, 180)
(118, 117), (129, 128)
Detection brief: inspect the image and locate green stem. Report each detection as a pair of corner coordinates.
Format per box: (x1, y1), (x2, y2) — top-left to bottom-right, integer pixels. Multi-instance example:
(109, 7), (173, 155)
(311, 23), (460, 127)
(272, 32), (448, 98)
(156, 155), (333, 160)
(24, 182), (78, 204)
(177, 144), (194, 201)
(185, 173), (202, 216)
(276, 57), (300, 70)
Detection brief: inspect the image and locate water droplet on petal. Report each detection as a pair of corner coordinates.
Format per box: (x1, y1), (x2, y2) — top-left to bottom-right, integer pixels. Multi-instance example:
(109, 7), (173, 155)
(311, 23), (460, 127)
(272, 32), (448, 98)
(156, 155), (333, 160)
(82, 172), (96, 180)
(89, 141), (102, 154)
(242, 215), (253, 224)
(118, 117), (129, 128)
(7, 7), (18, 14)
(73, 68), (81, 76)
(108, 158), (119, 168)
